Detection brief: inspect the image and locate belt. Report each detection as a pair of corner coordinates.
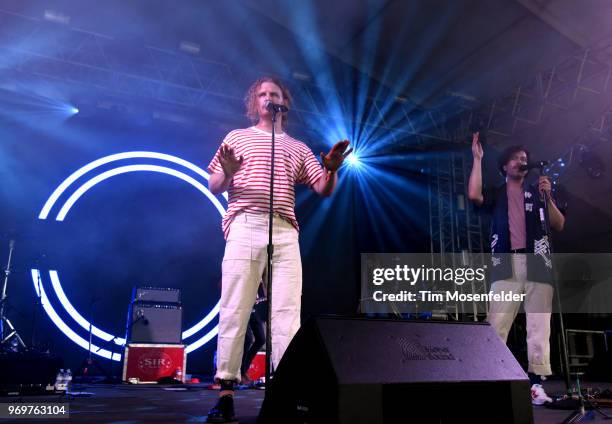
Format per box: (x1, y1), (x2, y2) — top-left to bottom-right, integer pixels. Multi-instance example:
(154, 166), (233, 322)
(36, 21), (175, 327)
(237, 211), (293, 226)
(510, 248), (526, 253)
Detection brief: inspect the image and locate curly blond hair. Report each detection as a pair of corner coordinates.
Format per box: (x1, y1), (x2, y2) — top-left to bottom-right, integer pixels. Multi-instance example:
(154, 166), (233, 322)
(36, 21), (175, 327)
(244, 76), (292, 129)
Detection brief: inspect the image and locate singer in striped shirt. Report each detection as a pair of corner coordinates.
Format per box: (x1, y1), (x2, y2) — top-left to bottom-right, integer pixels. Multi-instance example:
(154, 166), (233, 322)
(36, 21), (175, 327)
(206, 76), (351, 423)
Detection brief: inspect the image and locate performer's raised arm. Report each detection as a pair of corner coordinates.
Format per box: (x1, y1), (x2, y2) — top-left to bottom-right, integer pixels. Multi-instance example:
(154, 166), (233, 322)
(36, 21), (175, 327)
(468, 132), (484, 205)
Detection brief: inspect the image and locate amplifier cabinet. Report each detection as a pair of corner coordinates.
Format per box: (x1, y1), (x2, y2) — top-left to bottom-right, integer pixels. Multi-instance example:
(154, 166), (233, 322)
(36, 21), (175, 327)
(127, 301), (182, 344)
(133, 286), (181, 303)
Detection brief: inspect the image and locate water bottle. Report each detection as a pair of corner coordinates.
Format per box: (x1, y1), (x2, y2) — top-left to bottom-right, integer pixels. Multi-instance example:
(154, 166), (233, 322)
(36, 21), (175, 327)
(55, 369), (65, 392)
(175, 367), (183, 383)
(65, 369), (73, 392)
(9, 338), (19, 353)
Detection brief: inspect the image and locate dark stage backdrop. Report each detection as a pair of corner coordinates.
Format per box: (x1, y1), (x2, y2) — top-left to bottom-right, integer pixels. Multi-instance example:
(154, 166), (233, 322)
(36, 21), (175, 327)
(0, 108), (430, 375)
(5, 0), (610, 379)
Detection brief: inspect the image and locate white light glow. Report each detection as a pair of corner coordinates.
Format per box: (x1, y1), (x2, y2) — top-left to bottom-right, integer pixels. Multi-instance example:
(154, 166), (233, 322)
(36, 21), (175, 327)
(346, 153), (360, 167)
(56, 164), (225, 221)
(182, 301), (220, 339)
(49, 270), (125, 345)
(31, 269), (122, 361)
(39, 151), (227, 220)
(185, 326), (219, 353)
(36, 151), (226, 356)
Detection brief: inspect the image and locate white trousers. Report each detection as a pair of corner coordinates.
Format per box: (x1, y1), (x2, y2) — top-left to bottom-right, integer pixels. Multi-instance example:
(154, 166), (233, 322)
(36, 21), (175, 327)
(214, 212), (302, 382)
(487, 254), (554, 376)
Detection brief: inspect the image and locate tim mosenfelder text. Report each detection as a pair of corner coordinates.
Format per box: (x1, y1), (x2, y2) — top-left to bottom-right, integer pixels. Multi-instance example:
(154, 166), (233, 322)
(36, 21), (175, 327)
(372, 290), (526, 302)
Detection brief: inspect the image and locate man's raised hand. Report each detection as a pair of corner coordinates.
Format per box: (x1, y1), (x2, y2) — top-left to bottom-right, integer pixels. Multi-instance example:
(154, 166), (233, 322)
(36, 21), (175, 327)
(219, 143), (243, 177)
(472, 132), (483, 161)
(320, 140), (352, 173)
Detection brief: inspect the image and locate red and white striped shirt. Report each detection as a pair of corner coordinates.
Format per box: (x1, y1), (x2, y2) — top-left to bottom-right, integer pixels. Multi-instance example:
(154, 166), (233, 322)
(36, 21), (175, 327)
(207, 127), (325, 239)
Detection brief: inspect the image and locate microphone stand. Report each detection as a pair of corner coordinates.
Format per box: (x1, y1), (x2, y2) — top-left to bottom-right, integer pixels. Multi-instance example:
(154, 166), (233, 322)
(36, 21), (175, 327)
(1, 240), (26, 350)
(264, 108), (278, 387)
(537, 167), (612, 422)
(76, 297), (110, 384)
(536, 166), (571, 392)
(31, 255), (45, 350)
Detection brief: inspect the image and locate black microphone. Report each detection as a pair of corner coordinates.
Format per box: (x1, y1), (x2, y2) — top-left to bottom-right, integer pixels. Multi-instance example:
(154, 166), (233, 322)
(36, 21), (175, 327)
(265, 101), (288, 113)
(519, 160), (550, 172)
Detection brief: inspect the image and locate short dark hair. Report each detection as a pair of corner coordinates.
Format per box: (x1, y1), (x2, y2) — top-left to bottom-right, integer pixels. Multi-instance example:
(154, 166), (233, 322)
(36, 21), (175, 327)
(498, 145), (530, 176)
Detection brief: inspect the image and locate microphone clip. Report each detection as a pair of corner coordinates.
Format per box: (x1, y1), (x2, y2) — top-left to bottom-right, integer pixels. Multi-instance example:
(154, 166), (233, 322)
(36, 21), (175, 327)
(265, 101), (288, 114)
(519, 160), (550, 173)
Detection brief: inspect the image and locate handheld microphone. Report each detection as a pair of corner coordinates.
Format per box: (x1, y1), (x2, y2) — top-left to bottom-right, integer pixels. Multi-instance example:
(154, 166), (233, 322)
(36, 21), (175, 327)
(265, 101), (288, 114)
(519, 160), (550, 172)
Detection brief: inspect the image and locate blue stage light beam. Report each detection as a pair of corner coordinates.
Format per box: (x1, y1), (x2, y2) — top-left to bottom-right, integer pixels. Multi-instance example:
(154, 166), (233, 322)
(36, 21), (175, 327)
(0, 82), (80, 120)
(298, 149), (429, 254)
(284, 3), (351, 146)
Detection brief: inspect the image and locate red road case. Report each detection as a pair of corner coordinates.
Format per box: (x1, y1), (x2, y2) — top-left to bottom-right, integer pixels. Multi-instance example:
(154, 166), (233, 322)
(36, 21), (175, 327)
(246, 351), (266, 381)
(123, 344), (186, 383)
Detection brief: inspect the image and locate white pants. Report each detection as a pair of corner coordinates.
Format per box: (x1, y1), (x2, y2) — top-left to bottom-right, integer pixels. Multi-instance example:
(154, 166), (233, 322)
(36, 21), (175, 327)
(214, 212), (302, 382)
(487, 254), (554, 376)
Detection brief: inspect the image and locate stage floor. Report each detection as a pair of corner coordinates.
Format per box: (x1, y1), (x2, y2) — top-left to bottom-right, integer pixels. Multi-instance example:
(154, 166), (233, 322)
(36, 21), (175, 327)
(0, 380), (610, 423)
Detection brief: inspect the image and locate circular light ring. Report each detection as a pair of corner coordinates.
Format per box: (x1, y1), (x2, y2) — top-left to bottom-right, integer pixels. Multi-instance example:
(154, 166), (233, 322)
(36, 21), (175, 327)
(49, 269), (125, 345)
(31, 270), (122, 361)
(55, 164), (225, 221)
(185, 326), (218, 354)
(33, 269), (220, 360)
(36, 152), (225, 360)
(48, 268), (220, 345)
(39, 151), (227, 220)
(182, 301), (220, 339)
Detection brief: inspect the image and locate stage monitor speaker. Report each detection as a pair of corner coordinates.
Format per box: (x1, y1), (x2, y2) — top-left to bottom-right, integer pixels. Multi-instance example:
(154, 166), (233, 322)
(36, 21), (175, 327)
(259, 316), (533, 424)
(127, 302), (182, 344)
(132, 286), (181, 303)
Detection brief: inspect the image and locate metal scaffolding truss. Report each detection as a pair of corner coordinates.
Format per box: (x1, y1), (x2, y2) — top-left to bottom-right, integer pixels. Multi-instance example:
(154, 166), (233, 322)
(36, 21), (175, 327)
(481, 48), (612, 139)
(0, 10), (243, 114)
(437, 47), (612, 194)
(428, 150), (487, 320)
(0, 8), (450, 142)
(586, 105), (612, 140)
(537, 105), (612, 184)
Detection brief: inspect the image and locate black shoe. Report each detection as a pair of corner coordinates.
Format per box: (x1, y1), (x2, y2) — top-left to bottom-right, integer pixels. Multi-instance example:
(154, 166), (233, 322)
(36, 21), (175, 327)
(206, 395), (236, 423)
